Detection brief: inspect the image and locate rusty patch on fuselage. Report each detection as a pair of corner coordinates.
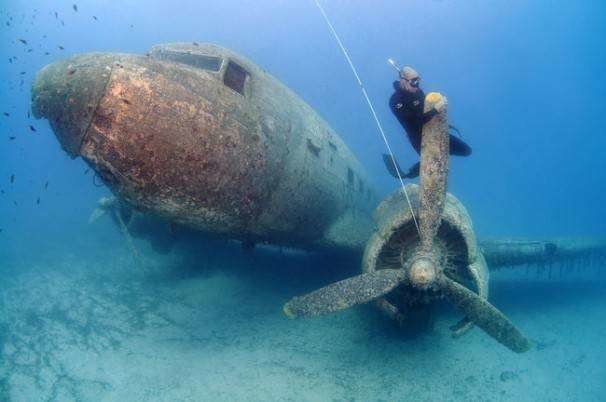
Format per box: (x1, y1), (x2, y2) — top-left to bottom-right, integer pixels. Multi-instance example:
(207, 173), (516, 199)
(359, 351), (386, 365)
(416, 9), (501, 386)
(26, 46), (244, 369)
(80, 55), (269, 235)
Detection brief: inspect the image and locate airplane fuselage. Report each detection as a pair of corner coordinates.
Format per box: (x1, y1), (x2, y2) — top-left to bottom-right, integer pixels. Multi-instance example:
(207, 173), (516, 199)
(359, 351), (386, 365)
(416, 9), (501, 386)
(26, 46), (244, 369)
(32, 43), (377, 251)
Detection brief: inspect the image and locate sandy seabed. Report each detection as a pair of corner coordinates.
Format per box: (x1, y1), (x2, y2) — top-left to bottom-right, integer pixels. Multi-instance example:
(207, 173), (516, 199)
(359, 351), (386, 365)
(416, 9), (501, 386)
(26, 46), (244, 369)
(1, 238), (604, 402)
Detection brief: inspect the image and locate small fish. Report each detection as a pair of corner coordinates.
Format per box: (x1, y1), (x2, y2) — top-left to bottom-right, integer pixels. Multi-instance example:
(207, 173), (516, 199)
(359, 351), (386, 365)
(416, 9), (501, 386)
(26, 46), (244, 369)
(8, 57), (12, 63)
(28, 125), (36, 132)
(36, 197), (40, 205)
(44, 181), (49, 190)
(13, 201), (17, 206)
(67, 67), (76, 75)
(44, 52), (50, 55)
(60, 20), (64, 26)
(19, 71), (26, 75)
(27, 111), (30, 118)
(58, 45), (64, 50)
(3, 112), (9, 117)
(0, 190), (4, 194)
(27, 49), (33, 53)
(17, 38), (27, 45)
(10, 174), (15, 183)
(122, 98), (131, 105)
(193, 42), (199, 46)
(54, 11), (58, 19)
(84, 168), (90, 175)
(0, 229), (3, 233)
(129, 24), (134, 28)
(92, 16), (98, 21)
(9, 136), (16, 140)
(73, 4), (78, 12)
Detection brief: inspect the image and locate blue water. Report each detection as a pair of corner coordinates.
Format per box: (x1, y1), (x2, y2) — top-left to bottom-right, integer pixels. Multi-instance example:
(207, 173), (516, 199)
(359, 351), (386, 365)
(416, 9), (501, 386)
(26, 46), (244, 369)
(1, 1), (605, 400)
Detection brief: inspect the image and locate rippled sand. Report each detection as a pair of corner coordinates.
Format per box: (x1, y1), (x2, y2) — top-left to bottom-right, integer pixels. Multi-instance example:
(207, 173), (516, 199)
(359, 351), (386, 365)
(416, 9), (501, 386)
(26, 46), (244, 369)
(1, 238), (604, 401)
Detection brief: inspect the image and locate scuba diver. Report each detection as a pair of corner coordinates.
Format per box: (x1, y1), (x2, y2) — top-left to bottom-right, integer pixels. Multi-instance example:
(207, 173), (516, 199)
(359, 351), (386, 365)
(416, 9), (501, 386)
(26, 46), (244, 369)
(384, 65), (472, 179)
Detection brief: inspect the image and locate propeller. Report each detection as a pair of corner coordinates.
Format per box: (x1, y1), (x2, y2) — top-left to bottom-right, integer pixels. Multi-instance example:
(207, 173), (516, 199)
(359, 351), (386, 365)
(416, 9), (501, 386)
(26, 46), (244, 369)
(283, 93), (530, 353)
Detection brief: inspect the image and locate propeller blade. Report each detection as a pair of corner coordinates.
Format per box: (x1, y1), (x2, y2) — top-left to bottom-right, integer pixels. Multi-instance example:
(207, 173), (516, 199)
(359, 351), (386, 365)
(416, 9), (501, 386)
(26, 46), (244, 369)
(283, 269), (406, 319)
(418, 93), (450, 252)
(439, 275), (531, 353)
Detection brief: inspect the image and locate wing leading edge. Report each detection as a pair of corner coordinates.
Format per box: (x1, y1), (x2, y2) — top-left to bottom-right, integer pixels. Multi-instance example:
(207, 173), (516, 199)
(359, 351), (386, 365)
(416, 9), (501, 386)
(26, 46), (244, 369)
(480, 238), (606, 270)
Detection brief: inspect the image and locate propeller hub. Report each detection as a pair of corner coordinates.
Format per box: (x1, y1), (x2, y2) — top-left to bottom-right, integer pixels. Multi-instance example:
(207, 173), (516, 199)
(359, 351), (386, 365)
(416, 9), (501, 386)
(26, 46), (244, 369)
(409, 256), (437, 289)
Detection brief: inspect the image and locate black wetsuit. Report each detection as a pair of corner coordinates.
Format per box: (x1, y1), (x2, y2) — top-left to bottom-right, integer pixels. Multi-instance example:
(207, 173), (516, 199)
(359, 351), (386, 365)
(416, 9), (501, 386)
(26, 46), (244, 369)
(388, 81), (471, 178)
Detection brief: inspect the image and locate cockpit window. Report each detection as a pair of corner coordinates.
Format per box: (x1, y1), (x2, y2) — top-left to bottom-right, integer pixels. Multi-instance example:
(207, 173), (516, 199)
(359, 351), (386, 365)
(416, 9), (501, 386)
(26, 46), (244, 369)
(224, 60), (248, 95)
(156, 50), (222, 71)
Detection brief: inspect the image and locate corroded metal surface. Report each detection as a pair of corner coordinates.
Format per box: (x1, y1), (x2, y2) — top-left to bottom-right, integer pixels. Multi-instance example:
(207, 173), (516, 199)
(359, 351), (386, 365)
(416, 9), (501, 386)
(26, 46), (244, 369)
(283, 269), (406, 319)
(31, 53), (115, 156)
(418, 92), (449, 252)
(32, 43), (377, 252)
(439, 275), (531, 353)
(481, 238), (606, 269)
(357, 184), (533, 352)
(362, 184), (487, 320)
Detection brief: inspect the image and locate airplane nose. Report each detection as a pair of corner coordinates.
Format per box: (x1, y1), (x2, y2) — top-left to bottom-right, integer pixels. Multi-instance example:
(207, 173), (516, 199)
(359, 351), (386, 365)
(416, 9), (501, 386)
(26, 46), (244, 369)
(31, 54), (116, 157)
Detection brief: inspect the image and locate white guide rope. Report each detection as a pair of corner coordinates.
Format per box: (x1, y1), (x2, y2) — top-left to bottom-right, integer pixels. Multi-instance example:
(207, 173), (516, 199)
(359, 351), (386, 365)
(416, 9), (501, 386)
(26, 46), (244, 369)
(313, 0), (420, 235)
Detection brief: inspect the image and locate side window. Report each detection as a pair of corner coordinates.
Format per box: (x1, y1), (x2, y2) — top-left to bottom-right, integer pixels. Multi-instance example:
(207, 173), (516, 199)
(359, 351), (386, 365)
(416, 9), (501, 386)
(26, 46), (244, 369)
(224, 60), (248, 95)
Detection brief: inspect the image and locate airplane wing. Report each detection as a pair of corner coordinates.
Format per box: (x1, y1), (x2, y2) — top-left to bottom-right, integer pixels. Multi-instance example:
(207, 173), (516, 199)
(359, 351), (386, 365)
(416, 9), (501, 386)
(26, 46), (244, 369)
(479, 238), (606, 270)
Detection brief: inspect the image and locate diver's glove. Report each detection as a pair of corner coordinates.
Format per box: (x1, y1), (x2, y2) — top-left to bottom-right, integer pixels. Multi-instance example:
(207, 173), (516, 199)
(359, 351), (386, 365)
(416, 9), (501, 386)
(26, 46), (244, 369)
(433, 96), (447, 113)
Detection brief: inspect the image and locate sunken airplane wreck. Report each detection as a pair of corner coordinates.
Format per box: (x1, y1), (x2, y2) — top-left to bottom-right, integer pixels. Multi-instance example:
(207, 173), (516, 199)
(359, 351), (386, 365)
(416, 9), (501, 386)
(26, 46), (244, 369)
(32, 43), (606, 353)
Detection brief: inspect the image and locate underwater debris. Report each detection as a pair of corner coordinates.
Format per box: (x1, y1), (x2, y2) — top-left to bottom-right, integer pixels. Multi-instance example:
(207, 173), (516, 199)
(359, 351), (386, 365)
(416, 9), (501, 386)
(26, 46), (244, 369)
(89, 197), (145, 267)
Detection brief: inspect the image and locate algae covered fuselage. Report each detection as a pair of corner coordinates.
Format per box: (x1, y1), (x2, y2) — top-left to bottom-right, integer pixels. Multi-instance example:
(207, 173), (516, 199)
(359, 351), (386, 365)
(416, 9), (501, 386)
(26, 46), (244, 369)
(32, 43), (377, 251)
